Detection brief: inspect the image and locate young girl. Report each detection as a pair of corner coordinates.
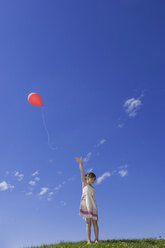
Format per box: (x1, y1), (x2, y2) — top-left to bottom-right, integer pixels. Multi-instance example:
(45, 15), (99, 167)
(75, 157), (99, 245)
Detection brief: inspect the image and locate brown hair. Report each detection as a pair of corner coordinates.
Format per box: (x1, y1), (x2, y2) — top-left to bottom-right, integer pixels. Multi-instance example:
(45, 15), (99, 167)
(85, 172), (96, 181)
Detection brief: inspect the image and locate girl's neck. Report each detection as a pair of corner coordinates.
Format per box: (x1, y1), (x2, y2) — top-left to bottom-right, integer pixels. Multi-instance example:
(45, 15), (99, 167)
(87, 183), (93, 187)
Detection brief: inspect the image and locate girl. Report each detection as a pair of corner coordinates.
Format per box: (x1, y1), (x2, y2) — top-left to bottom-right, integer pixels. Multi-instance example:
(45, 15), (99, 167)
(75, 157), (99, 245)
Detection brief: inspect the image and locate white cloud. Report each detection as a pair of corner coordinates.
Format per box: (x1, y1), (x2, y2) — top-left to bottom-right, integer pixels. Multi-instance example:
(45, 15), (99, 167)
(47, 192), (54, 201)
(119, 165), (128, 169)
(39, 187), (48, 196)
(54, 184), (62, 191)
(0, 181), (14, 191)
(26, 192), (33, 196)
(34, 177), (40, 181)
(100, 139), (106, 145)
(48, 192), (54, 196)
(123, 97), (142, 117)
(83, 152), (92, 163)
(97, 172), (111, 184)
(87, 168), (93, 173)
(49, 159), (54, 163)
(118, 170), (128, 177)
(29, 180), (36, 186)
(95, 139), (107, 147)
(47, 197), (52, 201)
(32, 171), (39, 177)
(14, 171), (24, 181)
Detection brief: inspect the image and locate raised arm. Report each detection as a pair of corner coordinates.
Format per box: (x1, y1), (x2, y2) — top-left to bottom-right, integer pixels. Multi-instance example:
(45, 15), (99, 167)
(75, 157), (86, 183)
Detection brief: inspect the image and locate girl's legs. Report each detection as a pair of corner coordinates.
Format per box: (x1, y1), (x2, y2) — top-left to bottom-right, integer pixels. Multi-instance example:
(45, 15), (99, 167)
(86, 218), (92, 243)
(92, 219), (99, 242)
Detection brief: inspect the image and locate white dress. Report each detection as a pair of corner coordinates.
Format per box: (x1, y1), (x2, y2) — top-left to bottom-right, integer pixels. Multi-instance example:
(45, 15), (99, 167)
(79, 184), (98, 221)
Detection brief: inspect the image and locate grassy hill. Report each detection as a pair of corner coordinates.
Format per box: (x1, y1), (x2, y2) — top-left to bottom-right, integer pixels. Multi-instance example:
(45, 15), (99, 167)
(26, 238), (165, 248)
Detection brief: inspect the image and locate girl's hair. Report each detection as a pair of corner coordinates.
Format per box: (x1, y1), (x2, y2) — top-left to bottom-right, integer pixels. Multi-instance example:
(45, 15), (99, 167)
(85, 172), (96, 181)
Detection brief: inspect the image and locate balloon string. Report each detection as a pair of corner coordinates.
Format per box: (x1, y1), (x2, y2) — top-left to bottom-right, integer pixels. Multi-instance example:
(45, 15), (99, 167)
(41, 108), (57, 151)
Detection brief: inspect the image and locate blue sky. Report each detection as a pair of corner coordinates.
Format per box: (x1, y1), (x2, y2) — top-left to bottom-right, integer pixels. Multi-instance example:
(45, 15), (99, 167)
(0, 1), (165, 247)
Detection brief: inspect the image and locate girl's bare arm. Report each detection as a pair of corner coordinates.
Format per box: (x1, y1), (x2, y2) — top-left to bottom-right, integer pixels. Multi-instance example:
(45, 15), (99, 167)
(75, 157), (86, 183)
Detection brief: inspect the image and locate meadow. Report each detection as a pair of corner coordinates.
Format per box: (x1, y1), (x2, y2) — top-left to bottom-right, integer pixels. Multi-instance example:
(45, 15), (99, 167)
(27, 238), (165, 248)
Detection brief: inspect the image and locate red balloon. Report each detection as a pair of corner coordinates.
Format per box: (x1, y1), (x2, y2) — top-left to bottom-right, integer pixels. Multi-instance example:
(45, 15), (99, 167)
(28, 92), (43, 106)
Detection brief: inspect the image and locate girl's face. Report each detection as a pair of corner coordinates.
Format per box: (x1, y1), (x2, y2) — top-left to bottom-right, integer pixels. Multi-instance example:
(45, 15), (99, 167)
(86, 175), (95, 184)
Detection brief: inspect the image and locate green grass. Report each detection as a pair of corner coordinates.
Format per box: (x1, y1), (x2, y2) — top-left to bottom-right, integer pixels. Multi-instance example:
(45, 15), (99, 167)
(25, 238), (165, 248)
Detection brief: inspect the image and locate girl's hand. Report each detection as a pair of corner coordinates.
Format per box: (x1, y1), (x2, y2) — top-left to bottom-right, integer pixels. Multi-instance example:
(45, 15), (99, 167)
(75, 157), (82, 163)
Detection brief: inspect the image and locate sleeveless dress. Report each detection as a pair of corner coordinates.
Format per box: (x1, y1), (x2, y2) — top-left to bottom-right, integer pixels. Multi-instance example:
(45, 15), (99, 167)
(79, 184), (98, 221)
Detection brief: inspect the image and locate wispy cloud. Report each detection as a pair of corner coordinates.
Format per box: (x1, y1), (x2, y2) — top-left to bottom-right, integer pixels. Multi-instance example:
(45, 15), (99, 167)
(95, 139), (107, 147)
(32, 171), (39, 177)
(29, 180), (36, 186)
(45, 176), (75, 199)
(123, 97), (142, 117)
(100, 139), (106, 145)
(48, 177), (74, 198)
(29, 174), (40, 186)
(82, 139), (107, 163)
(83, 152), (92, 163)
(26, 192), (33, 196)
(47, 192), (54, 201)
(97, 172), (111, 184)
(14, 171), (24, 181)
(48, 192), (54, 196)
(47, 197), (52, 201)
(52, 177), (74, 194)
(49, 159), (54, 163)
(39, 187), (49, 196)
(118, 170), (128, 177)
(117, 123), (124, 128)
(54, 184), (62, 191)
(34, 177), (40, 181)
(119, 165), (128, 169)
(0, 181), (14, 191)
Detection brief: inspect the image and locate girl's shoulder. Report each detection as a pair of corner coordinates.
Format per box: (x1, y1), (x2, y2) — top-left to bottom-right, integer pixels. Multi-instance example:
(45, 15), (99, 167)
(90, 185), (95, 190)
